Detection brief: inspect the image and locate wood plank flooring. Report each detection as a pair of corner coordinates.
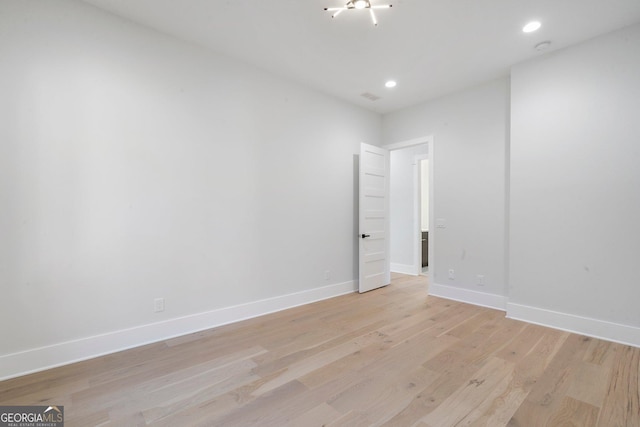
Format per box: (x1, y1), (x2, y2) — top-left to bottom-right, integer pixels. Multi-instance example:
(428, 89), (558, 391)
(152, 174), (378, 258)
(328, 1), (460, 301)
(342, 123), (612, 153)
(1, 273), (639, 426)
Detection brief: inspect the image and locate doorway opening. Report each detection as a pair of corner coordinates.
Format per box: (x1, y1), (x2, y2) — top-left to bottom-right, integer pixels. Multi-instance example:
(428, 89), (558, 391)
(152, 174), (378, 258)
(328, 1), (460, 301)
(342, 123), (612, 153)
(386, 136), (434, 286)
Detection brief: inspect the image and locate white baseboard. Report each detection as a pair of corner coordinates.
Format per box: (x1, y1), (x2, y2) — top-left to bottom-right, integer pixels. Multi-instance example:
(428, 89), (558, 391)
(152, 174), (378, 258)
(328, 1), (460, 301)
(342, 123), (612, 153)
(507, 303), (640, 348)
(391, 262), (419, 276)
(429, 283), (507, 311)
(0, 280), (357, 381)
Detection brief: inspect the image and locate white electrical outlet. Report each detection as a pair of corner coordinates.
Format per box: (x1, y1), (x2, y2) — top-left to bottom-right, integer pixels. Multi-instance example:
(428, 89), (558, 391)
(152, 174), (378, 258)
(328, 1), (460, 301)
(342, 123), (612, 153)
(324, 270), (330, 281)
(154, 298), (165, 312)
(477, 274), (485, 286)
(448, 269), (455, 280)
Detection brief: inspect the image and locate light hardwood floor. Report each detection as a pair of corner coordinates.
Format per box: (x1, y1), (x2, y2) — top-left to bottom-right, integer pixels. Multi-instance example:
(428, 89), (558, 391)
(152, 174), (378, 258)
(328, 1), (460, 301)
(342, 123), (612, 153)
(1, 273), (639, 426)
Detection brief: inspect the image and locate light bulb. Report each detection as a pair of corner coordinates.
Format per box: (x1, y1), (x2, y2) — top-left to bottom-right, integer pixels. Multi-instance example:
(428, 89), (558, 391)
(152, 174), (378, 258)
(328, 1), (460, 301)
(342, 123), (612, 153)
(354, 0), (368, 9)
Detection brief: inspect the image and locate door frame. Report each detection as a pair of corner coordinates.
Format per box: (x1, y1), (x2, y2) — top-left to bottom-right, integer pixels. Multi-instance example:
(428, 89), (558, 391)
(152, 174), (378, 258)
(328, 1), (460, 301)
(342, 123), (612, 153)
(383, 135), (434, 286)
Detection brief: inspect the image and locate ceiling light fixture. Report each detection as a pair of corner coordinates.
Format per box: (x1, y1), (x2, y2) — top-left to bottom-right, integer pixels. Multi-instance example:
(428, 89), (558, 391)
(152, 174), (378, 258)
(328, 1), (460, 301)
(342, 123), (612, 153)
(522, 21), (541, 33)
(325, 1), (393, 26)
(385, 80), (397, 88)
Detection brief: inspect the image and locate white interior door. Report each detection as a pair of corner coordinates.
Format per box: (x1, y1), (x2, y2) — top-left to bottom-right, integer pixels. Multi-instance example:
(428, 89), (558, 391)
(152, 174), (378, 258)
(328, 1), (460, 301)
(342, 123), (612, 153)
(359, 143), (390, 293)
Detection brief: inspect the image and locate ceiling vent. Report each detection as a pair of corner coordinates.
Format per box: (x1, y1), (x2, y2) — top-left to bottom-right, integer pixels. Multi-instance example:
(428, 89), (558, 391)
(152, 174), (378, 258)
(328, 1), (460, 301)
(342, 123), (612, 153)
(361, 92), (381, 101)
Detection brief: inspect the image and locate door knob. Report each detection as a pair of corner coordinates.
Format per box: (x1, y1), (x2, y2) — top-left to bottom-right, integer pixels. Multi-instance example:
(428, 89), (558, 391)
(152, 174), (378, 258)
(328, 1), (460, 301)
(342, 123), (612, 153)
(361, 234), (371, 239)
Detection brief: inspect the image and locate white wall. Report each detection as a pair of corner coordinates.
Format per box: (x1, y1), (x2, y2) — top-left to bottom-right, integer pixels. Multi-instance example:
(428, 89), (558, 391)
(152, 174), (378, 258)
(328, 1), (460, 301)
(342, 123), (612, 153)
(0, 0), (381, 379)
(509, 23), (640, 345)
(389, 144), (428, 274)
(383, 78), (510, 309)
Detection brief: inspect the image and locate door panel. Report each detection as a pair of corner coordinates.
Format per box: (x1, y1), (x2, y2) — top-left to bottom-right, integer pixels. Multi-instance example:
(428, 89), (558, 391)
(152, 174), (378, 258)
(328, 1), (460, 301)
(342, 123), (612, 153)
(359, 143), (390, 293)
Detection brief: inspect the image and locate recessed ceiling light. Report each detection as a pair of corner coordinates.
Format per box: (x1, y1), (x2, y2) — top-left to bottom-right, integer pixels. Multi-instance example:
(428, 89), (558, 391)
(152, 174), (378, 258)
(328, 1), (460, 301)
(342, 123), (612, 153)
(385, 80), (397, 88)
(523, 21), (541, 33)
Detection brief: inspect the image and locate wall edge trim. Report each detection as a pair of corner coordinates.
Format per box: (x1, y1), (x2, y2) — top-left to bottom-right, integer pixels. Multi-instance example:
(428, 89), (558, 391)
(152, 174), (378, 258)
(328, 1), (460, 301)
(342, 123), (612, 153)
(390, 263), (420, 276)
(0, 280), (357, 381)
(506, 302), (640, 348)
(429, 282), (507, 311)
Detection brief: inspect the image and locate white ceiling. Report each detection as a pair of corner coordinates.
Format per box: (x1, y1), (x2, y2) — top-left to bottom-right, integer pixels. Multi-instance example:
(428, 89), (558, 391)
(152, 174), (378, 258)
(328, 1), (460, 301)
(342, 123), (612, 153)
(82, 0), (640, 114)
